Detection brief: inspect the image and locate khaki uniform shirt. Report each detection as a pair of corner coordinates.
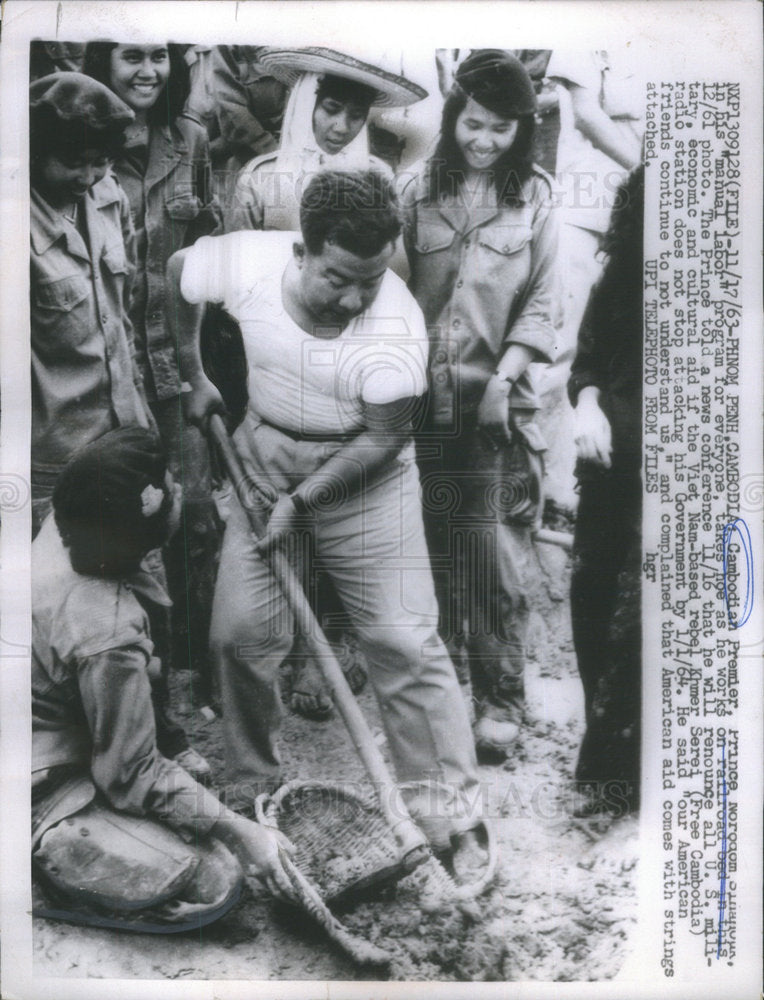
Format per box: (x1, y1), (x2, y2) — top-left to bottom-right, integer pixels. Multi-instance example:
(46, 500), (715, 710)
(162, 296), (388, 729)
(32, 516), (223, 834)
(399, 165), (560, 424)
(31, 177), (150, 478)
(114, 116), (222, 400)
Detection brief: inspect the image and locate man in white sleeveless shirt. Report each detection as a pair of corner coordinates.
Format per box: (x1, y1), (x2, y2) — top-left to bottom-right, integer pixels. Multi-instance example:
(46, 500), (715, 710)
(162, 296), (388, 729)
(167, 171), (483, 861)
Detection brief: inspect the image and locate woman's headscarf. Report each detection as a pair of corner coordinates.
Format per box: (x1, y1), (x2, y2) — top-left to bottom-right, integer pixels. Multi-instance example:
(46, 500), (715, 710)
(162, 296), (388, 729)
(275, 72), (373, 178)
(251, 72), (382, 232)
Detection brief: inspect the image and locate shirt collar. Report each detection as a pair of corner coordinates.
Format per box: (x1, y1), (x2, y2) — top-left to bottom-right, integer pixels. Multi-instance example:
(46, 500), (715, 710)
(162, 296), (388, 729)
(30, 188), (82, 256)
(31, 178), (122, 257)
(38, 517), (173, 608)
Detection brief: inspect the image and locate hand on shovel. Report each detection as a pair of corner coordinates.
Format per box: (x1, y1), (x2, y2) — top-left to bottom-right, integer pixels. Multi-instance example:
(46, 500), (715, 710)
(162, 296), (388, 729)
(253, 493), (301, 557)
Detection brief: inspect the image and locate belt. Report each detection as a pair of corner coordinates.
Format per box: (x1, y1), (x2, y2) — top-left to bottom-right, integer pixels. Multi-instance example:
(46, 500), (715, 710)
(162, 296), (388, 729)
(258, 417), (356, 444)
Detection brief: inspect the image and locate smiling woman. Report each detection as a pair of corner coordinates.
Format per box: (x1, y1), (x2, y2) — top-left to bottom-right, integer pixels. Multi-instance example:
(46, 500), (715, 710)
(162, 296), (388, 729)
(399, 50), (558, 763)
(83, 41), (223, 726)
(107, 45), (171, 119)
(454, 99), (520, 174)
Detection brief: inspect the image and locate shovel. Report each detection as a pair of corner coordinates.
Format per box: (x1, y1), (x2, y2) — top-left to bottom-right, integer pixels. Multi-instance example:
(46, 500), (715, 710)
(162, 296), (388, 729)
(207, 415), (430, 881)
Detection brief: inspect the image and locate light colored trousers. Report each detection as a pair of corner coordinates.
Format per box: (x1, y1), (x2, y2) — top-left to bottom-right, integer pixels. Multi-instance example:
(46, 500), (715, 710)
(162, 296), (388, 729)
(210, 416), (481, 842)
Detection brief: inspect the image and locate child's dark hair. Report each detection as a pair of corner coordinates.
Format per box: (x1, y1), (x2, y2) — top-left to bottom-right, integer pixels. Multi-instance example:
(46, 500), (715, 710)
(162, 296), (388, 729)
(300, 169), (401, 258)
(82, 42), (190, 126)
(53, 427), (172, 578)
(426, 87), (535, 206)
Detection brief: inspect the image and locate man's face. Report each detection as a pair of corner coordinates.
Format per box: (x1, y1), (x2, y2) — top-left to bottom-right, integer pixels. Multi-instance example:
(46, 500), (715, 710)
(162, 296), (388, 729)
(296, 239), (394, 329)
(36, 149), (111, 207)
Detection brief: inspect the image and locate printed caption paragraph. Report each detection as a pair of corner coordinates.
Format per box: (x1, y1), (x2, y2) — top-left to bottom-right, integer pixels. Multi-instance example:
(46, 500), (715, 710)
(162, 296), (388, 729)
(644, 80), (745, 978)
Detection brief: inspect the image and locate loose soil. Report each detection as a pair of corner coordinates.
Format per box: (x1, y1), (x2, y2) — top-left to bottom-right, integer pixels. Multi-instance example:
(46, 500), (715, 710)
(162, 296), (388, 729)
(32, 541), (639, 983)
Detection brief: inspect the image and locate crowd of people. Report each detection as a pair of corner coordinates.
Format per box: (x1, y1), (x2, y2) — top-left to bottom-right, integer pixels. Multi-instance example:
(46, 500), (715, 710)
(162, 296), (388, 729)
(29, 44), (645, 931)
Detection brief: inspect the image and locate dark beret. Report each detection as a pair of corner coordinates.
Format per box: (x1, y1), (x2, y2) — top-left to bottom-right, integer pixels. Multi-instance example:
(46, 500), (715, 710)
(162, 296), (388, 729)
(30, 71), (134, 129)
(455, 50), (537, 119)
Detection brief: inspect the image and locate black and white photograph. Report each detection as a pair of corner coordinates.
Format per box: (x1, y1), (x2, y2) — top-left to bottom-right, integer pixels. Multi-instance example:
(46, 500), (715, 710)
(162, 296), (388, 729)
(0, 2), (761, 997)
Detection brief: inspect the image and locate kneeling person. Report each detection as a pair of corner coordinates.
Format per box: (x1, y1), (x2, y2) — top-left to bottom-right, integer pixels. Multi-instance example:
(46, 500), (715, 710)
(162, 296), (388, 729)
(169, 170), (483, 854)
(32, 428), (291, 931)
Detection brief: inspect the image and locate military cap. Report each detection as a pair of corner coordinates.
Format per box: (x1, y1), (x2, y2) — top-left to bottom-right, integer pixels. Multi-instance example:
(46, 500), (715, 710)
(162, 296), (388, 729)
(30, 71), (134, 128)
(455, 50), (537, 118)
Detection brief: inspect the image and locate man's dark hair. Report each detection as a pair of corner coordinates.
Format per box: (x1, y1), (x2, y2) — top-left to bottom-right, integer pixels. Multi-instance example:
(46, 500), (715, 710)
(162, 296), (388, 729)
(300, 169), (401, 258)
(315, 74), (377, 113)
(53, 427), (172, 578)
(427, 87), (536, 207)
(83, 42), (190, 126)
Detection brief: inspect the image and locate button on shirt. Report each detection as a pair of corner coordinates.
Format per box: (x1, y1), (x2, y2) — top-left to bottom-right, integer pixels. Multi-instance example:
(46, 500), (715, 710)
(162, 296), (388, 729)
(114, 116), (222, 401)
(31, 177), (149, 476)
(399, 166), (560, 425)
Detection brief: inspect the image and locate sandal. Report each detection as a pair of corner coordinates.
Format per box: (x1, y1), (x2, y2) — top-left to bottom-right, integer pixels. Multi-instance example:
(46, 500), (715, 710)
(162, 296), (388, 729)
(290, 659), (334, 720)
(290, 636), (368, 720)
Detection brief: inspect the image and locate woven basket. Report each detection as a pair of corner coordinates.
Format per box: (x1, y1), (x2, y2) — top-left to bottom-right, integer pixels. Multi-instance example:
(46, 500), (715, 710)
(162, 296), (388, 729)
(256, 780), (424, 903)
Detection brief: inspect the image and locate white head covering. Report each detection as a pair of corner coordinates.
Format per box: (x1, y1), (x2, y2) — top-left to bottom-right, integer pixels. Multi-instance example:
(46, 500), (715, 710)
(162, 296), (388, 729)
(238, 71), (391, 232)
(276, 72), (372, 178)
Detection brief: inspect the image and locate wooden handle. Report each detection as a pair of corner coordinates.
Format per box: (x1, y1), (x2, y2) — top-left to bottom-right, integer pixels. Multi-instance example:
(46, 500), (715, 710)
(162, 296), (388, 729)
(532, 527), (574, 551)
(207, 415), (429, 859)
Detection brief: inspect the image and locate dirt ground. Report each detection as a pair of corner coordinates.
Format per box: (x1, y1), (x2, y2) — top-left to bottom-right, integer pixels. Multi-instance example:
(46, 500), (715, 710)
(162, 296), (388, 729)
(32, 540), (639, 984)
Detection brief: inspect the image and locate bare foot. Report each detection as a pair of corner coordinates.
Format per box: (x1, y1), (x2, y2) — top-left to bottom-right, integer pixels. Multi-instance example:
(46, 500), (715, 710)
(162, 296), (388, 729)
(290, 659), (333, 720)
(451, 827), (489, 885)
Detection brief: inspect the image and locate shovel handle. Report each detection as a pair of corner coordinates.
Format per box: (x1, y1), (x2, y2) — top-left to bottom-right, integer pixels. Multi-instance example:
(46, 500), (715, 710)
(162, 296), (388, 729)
(532, 527), (573, 551)
(207, 415), (429, 859)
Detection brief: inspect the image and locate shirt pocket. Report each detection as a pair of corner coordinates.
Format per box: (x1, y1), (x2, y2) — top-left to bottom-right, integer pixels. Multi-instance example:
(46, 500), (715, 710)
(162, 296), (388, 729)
(32, 273), (92, 349)
(477, 223), (533, 257)
(475, 223), (534, 297)
(34, 273), (89, 313)
(414, 220), (456, 254)
(101, 244), (129, 276)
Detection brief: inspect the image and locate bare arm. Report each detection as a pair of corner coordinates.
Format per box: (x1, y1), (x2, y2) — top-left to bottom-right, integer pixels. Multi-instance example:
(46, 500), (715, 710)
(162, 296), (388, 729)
(256, 396), (415, 553)
(165, 248), (224, 427)
(567, 83), (641, 171)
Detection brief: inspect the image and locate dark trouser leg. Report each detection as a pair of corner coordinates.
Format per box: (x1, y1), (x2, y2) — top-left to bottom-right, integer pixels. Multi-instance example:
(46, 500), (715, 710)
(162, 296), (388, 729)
(418, 427), (531, 725)
(570, 466), (622, 722)
(151, 399), (221, 708)
(137, 574), (190, 759)
(466, 520), (530, 725)
(571, 465), (641, 806)
(462, 430), (532, 725)
(163, 496), (221, 706)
